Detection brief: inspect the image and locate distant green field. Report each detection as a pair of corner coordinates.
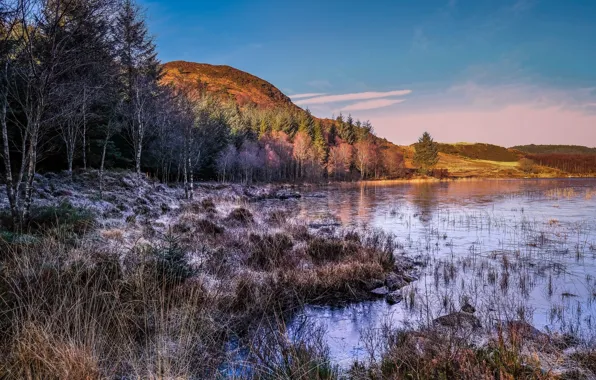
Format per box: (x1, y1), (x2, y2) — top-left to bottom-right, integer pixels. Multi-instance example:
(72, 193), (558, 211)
(512, 145), (596, 155)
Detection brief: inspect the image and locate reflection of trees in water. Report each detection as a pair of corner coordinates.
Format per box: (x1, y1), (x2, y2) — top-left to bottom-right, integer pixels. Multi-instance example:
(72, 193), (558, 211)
(320, 184), (378, 226)
(299, 179), (587, 228)
(409, 183), (445, 223)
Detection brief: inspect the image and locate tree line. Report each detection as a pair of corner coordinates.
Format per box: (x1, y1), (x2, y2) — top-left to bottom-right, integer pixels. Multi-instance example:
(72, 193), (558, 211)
(526, 154), (596, 175)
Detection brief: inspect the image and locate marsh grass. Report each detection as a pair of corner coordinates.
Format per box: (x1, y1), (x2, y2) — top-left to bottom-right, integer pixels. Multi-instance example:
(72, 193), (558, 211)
(0, 189), (409, 379)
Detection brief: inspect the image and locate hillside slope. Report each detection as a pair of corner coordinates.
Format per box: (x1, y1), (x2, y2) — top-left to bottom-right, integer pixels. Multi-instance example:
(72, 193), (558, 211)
(437, 143), (521, 162)
(162, 61), (297, 110)
(512, 145), (596, 155)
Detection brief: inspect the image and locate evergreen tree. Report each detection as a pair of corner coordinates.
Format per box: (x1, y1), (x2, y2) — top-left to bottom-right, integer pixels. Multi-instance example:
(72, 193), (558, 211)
(413, 131), (439, 173)
(327, 123), (338, 146)
(298, 109), (314, 137)
(258, 118), (269, 137)
(341, 114), (356, 144)
(312, 120), (328, 164)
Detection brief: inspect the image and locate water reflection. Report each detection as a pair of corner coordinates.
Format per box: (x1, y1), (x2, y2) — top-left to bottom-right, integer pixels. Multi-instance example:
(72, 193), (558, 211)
(293, 178), (596, 366)
(409, 183), (441, 224)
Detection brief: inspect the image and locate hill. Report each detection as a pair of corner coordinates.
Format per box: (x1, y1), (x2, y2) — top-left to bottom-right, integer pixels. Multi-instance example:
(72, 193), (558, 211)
(161, 61), (297, 110)
(511, 145), (596, 155)
(436, 143), (521, 162)
(401, 145), (563, 178)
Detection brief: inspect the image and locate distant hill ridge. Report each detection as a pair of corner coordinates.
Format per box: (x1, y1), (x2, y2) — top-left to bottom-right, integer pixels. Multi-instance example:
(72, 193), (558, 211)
(511, 145), (596, 155)
(436, 143), (521, 162)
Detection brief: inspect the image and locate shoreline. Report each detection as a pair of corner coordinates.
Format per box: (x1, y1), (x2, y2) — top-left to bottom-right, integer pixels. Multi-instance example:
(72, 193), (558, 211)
(1, 170), (595, 378)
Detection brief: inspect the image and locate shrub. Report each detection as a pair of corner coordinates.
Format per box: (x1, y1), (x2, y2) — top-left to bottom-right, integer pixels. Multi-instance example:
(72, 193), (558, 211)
(518, 158), (537, 174)
(306, 237), (359, 263)
(149, 234), (193, 287)
(201, 198), (217, 213)
(571, 350), (596, 374)
(287, 224), (311, 241)
(196, 219), (225, 235)
(248, 233), (294, 270)
(267, 210), (290, 225)
(227, 207), (253, 224)
(172, 221), (192, 234)
(25, 202), (96, 235)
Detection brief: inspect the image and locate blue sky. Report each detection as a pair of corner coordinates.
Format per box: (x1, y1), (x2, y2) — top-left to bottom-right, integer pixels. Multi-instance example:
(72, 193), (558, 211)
(141, 0), (596, 146)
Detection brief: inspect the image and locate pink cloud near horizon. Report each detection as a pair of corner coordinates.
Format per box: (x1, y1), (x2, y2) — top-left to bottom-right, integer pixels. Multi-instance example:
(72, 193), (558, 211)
(368, 104), (596, 147)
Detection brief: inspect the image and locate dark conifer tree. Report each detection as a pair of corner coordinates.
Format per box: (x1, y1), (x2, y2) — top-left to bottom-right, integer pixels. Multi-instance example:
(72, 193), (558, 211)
(413, 131), (439, 173)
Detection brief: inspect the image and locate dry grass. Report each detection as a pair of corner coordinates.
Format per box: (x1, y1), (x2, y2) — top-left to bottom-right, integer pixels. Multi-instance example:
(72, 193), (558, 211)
(349, 324), (561, 380)
(0, 237), (222, 379)
(0, 192), (406, 379)
(100, 228), (124, 242)
(8, 322), (100, 380)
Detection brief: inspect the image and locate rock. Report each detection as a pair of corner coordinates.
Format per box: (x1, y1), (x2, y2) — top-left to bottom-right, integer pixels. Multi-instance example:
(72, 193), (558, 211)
(434, 312), (481, 329)
(402, 273), (419, 283)
(363, 279), (385, 291)
(386, 291), (403, 305)
(386, 273), (408, 291)
(394, 256), (417, 272)
(461, 302), (476, 314)
(504, 320), (544, 340)
(370, 286), (389, 296)
(53, 189), (73, 197)
(274, 189), (301, 200)
(120, 175), (137, 189)
(155, 184), (168, 193)
(308, 222), (341, 229)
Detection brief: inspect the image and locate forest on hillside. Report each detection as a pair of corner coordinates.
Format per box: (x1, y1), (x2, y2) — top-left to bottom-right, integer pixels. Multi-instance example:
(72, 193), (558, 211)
(0, 0), (406, 227)
(513, 146), (596, 174)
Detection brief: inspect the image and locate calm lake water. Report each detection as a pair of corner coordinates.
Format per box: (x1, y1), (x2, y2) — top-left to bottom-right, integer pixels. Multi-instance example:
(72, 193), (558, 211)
(293, 178), (596, 367)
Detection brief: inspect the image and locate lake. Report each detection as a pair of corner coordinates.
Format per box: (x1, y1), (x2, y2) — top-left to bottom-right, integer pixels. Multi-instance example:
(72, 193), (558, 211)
(292, 178), (596, 367)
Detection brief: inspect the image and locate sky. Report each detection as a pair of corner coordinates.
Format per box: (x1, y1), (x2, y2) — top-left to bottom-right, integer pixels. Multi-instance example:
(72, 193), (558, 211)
(140, 0), (596, 147)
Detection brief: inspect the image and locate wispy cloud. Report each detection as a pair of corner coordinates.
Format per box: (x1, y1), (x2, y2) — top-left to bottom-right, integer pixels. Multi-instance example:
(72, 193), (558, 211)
(294, 90), (412, 106)
(340, 99), (406, 111)
(289, 93), (327, 100)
